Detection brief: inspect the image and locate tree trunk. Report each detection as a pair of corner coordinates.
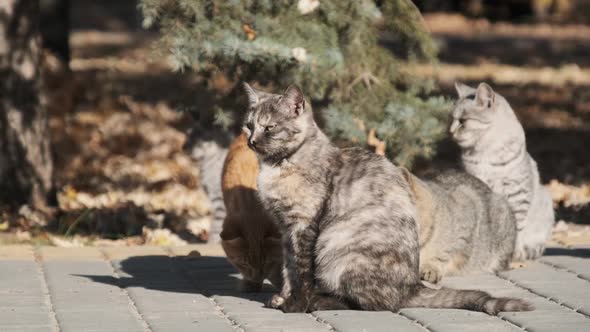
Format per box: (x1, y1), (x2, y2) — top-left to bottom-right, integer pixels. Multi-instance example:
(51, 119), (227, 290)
(0, 0), (53, 210)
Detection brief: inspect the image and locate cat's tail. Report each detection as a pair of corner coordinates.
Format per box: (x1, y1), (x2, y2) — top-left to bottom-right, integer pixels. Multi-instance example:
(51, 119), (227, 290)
(406, 284), (534, 315)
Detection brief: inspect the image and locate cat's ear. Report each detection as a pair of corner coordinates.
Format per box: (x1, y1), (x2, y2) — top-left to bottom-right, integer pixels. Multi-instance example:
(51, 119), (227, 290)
(243, 82), (260, 106)
(454, 82), (476, 99)
(281, 85), (306, 117)
(475, 82), (495, 108)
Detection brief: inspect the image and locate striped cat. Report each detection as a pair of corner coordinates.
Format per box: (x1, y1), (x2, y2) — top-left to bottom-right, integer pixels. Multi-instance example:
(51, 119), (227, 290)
(451, 82), (555, 261)
(184, 124), (230, 243)
(401, 168), (516, 284)
(244, 83), (532, 314)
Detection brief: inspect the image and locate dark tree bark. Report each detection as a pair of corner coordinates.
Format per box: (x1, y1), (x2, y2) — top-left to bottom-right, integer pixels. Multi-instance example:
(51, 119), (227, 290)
(40, 0), (69, 64)
(0, 0), (54, 210)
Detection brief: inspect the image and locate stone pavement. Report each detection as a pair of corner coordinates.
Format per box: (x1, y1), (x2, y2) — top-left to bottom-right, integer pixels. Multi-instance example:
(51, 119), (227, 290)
(1, 244), (589, 332)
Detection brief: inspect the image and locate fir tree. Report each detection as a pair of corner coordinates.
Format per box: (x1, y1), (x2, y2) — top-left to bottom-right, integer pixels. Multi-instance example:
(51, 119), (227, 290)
(139, 0), (450, 166)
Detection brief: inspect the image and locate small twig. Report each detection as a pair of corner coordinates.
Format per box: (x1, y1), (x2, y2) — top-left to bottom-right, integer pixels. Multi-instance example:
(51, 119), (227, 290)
(65, 208), (93, 237)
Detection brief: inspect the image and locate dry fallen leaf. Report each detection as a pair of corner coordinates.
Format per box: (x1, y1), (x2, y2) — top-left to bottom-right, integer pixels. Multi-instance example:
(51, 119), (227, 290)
(367, 128), (386, 156)
(243, 24), (256, 41)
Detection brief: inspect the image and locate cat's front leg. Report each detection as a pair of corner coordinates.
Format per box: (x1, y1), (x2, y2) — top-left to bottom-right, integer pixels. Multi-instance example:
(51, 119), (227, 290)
(271, 223), (317, 313)
(267, 264), (291, 309)
(419, 249), (451, 284)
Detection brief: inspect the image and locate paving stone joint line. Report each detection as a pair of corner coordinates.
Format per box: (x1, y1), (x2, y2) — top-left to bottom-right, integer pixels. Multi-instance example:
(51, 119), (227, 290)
(33, 246), (61, 332)
(208, 297), (242, 331)
(397, 311), (432, 332)
(161, 247), (240, 331)
(309, 312), (337, 331)
(497, 314), (529, 331)
(99, 248), (154, 332)
(538, 259), (590, 283)
(495, 271), (590, 319)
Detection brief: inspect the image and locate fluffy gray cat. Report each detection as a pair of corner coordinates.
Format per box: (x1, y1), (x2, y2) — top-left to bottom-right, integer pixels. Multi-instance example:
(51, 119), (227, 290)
(243, 83), (533, 314)
(184, 124), (230, 243)
(451, 82), (555, 261)
(401, 168), (516, 284)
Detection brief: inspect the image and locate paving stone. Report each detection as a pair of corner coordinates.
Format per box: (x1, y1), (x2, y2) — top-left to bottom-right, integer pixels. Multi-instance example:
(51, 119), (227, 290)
(101, 246), (168, 260)
(1, 327), (54, 332)
(150, 320), (235, 332)
(0, 294), (46, 308)
(144, 311), (235, 332)
(214, 295), (330, 330)
(56, 310), (145, 332)
(0, 307), (52, 327)
(499, 310), (590, 332)
(0, 245), (35, 260)
(243, 328), (328, 332)
(0, 261), (45, 302)
(540, 255), (590, 281)
(39, 247), (104, 261)
(500, 262), (590, 315)
(41, 258), (147, 331)
(237, 314), (330, 330)
(2, 244), (590, 331)
(314, 310), (425, 332)
(400, 308), (519, 332)
(127, 287), (214, 313)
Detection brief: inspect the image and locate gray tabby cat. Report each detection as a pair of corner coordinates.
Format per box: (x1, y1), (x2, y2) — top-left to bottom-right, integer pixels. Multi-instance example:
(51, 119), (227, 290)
(243, 83), (533, 314)
(184, 124), (230, 243)
(401, 168), (516, 284)
(451, 82), (555, 261)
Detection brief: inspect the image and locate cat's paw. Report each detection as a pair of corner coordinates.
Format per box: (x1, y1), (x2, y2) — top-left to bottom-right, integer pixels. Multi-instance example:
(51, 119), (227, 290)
(420, 264), (443, 284)
(267, 294), (285, 309)
(266, 293), (309, 313)
(513, 244), (544, 261)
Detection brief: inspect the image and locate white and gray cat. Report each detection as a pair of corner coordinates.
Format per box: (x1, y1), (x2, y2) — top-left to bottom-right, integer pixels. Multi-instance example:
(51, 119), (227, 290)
(184, 124), (230, 243)
(402, 168), (516, 284)
(243, 83), (532, 314)
(451, 82), (555, 261)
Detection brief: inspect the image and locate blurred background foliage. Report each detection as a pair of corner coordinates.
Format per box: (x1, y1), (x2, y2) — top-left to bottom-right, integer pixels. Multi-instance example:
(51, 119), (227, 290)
(0, 0), (588, 246)
(139, 0), (449, 166)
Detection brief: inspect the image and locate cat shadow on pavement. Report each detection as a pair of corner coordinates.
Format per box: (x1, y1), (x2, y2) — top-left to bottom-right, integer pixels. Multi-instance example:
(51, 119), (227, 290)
(543, 247), (590, 258)
(76, 254), (276, 302)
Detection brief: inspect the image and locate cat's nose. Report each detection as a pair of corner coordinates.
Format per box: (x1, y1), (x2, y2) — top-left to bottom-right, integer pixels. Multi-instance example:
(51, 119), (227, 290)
(248, 138), (257, 147)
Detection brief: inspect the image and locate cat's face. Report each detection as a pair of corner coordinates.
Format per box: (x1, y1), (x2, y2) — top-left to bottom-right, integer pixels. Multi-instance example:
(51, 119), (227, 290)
(450, 82), (497, 149)
(242, 84), (312, 162)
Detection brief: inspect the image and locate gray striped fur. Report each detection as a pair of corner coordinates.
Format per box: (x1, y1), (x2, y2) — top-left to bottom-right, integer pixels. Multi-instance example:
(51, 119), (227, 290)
(184, 125), (230, 243)
(451, 82), (555, 261)
(402, 168), (516, 283)
(243, 84), (533, 314)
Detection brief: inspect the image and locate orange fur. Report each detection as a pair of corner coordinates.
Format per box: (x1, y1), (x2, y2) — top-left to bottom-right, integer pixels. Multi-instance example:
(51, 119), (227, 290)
(220, 132), (282, 291)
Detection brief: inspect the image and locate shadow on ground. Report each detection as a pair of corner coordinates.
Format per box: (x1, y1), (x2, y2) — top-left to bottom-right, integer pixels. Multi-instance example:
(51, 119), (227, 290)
(77, 255), (277, 301)
(544, 247), (590, 258)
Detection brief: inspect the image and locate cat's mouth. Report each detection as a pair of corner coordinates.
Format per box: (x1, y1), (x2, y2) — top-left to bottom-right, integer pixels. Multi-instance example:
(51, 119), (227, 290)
(247, 142), (266, 155)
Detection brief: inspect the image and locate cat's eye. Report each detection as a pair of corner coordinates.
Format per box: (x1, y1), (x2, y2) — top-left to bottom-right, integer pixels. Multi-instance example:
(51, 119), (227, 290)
(459, 118), (466, 126)
(264, 125), (275, 132)
(246, 122), (254, 130)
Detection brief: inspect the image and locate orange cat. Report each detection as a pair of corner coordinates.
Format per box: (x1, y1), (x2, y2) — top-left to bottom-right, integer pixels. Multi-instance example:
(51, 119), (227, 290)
(220, 132), (283, 292)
